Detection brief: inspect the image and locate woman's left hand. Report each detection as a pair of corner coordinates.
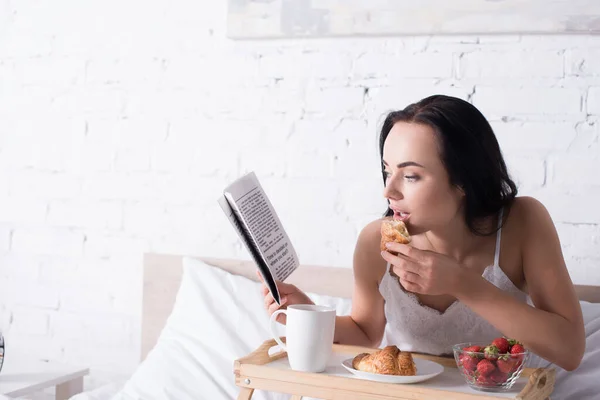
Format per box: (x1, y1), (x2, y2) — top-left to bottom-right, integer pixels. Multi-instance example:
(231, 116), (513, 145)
(381, 242), (468, 296)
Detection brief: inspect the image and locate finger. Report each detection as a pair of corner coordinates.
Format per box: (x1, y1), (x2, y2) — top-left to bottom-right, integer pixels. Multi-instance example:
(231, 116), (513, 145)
(391, 266), (422, 284)
(264, 292), (275, 309)
(399, 278), (422, 294)
(268, 301), (285, 315)
(261, 284), (269, 296)
(385, 242), (424, 261)
(256, 270), (265, 282)
(381, 251), (420, 274)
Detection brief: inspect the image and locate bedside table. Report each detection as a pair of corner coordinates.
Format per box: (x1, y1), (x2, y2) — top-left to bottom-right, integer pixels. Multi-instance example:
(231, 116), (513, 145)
(0, 356), (89, 399)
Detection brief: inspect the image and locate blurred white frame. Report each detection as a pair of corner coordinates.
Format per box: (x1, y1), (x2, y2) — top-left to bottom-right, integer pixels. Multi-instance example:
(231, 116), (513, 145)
(227, 0), (600, 39)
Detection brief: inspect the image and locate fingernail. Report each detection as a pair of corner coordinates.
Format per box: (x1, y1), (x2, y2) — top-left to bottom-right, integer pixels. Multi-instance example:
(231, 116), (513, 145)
(385, 243), (392, 248)
(381, 251), (387, 257)
(280, 296), (287, 304)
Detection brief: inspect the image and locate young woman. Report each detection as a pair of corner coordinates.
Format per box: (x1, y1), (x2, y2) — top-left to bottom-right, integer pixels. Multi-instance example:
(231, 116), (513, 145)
(261, 95), (585, 371)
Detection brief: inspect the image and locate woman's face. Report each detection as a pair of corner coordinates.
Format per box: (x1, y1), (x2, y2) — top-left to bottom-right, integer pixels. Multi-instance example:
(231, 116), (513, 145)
(382, 121), (464, 235)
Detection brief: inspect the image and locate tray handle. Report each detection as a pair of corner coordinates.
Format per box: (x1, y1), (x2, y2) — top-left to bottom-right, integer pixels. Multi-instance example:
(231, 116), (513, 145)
(517, 367), (556, 400)
(235, 337), (287, 367)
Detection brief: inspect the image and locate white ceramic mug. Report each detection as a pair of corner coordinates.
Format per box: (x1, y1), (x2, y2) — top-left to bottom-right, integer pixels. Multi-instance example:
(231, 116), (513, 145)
(269, 304), (336, 373)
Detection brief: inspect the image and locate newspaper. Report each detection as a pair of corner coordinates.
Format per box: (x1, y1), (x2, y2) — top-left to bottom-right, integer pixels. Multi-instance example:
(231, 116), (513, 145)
(218, 172), (299, 305)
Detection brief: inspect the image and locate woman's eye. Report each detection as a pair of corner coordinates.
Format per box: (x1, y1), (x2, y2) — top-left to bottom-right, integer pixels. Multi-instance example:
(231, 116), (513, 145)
(404, 175), (419, 182)
(384, 171), (392, 179)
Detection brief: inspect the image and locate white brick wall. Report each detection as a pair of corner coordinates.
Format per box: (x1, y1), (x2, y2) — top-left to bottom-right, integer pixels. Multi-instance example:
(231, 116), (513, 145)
(1, 0), (599, 394)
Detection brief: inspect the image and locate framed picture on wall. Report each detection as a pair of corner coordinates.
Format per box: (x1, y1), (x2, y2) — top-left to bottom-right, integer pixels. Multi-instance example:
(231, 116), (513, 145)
(227, 0), (600, 39)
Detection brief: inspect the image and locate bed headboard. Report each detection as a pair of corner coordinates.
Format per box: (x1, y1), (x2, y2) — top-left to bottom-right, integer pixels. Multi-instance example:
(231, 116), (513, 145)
(141, 253), (600, 362)
(141, 253), (354, 361)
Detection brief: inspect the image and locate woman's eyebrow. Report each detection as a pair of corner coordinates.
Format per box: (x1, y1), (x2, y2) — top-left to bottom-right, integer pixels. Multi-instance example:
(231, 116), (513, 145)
(382, 160), (425, 168)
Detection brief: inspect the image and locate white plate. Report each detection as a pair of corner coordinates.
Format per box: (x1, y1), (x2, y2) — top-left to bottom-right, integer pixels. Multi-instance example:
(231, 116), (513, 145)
(341, 357), (444, 384)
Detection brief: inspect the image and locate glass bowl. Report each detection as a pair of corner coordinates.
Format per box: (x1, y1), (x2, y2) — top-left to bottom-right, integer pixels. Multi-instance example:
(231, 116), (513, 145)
(453, 341), (529, 392)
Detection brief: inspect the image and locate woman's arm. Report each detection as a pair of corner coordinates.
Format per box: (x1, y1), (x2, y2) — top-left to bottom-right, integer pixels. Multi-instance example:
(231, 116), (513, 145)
(334, 220), (388, 348)
(455, 197), (585, 371)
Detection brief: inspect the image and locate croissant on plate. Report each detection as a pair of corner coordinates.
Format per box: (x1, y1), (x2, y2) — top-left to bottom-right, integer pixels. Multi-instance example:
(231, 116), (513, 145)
(352, 345), (417, 376)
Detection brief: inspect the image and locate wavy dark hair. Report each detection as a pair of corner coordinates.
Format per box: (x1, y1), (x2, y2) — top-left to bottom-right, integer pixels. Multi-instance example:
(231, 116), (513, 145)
(379, 95), (517, 236)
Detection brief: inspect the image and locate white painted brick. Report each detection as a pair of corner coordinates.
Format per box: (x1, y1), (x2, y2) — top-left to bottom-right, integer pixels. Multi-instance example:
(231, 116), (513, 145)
(11, 228), (84, 257)
(505, 155), (546, 188)
(9, 171), (81, 199)
(0, 197), (47, 224)
(37, 256), (79, 285)
(51, 87), (127, 117)
(81, 173), (155, 200)
(83, 233), (148, 258)
(556, 223), (600, 260)
(589, 87), (600, 116)
(491, 121), (576, 154)
(366, 83), (471, 121)
(0, 253), (41, 280)
(12, 57), (86, 86)
(354, 52), (452, 80)
(47, 200), (122, 230)
(86, 58), (164, 85)
(5, 279), (60, 309)
(523, 188), (600, 224)
(567, 119), (599, 153)
(550, 156), (600, 186)
(338, 179), (388, 215)
(473, 86), (582, 118)
(459, 50), (564, 79)
(52, 313), (133, 347)
(2, 333), (64, 361)
(122, 202), (168, 236)
(286, 151), (333, 178)
(239, 148), (287, 178)
(259, 51), (352, 80)
(565, 257), (600, 286)
(0, 225), (10, 252)
(58, 285), (116, 314)
(260, 177), (339, 215)
(304, 85), (364, 116)
(11, 307), (50, 336)
(567, 49), (600, 77)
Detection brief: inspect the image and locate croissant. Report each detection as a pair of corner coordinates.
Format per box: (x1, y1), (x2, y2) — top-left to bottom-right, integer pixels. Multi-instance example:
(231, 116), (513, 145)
(352, 345), (417, 376)
(380, 219), (411, 251)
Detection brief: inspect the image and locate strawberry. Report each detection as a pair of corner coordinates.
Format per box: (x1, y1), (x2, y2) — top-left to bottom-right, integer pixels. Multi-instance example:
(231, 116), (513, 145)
(463, 345), (484, 353)
(476, 374), (495, 386)
(484, 345), (499, 360)
(496, 356), (518, 374)
(507, 338), (521, 347)
(490, 370), (509, 384)
(491, 337), (510, 354)
(476, 359), (496, 377)
(461, 354), (479, 371)
(510, 343), (526, 355)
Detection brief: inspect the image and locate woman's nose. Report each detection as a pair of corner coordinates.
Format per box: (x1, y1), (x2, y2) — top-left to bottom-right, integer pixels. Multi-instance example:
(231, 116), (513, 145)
(383, 178), (402, 200)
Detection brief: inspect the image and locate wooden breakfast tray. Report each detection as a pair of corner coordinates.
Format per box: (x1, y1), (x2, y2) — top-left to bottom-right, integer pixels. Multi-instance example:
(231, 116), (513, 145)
(234, 338), (555, 400)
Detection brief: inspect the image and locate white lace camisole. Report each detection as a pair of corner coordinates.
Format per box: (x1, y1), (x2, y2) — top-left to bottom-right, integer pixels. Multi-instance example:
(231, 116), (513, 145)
(378, 209), (528, 356)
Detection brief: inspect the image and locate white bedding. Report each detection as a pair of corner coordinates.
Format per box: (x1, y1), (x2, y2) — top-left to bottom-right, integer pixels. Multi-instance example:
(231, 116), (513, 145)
(70, 259), (600, 400)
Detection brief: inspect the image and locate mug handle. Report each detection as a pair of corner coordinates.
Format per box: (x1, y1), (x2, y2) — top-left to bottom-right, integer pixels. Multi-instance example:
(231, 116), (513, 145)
(269, 310), (288, 351)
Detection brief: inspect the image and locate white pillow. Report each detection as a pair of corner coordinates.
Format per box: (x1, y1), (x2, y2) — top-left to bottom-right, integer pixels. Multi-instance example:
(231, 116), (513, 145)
(527, 301), (600, 400)
(111, 257), (352, 400)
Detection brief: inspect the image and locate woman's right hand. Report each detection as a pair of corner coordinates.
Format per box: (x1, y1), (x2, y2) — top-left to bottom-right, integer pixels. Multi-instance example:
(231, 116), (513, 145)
(258, 271), (314, 325)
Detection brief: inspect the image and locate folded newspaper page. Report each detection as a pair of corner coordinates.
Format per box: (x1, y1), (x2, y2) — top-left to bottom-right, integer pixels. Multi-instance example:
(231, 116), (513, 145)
(218, 172), (299, 305)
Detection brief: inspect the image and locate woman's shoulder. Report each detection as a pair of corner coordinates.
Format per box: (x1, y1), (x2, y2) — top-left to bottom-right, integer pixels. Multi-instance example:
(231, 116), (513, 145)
(353, 217), (388, 274)
(505, 196), (555, 241)
(508, 196), (552, 225)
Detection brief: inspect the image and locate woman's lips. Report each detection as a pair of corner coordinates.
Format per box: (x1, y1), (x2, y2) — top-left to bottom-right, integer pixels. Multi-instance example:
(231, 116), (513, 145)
(393, 211), (410, 221)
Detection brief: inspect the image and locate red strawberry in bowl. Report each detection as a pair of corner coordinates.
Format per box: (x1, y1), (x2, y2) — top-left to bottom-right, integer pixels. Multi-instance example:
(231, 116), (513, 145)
(476, 359), (496, 377)
(484, 345), (499, 360)
(497, 356), (518, 374)
(491, 337), (510, 354)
